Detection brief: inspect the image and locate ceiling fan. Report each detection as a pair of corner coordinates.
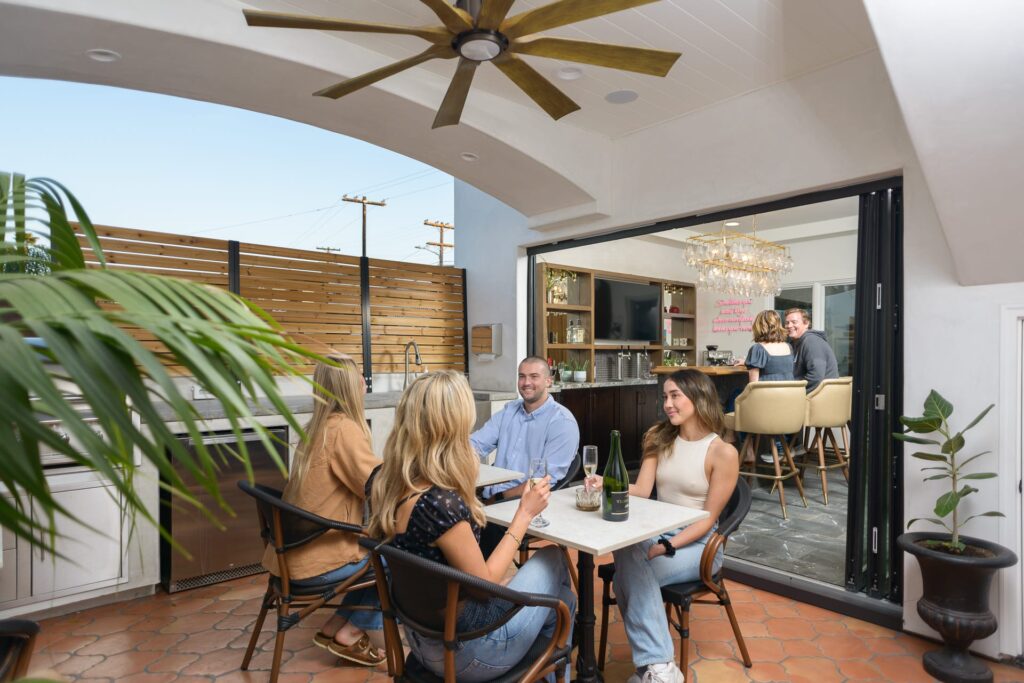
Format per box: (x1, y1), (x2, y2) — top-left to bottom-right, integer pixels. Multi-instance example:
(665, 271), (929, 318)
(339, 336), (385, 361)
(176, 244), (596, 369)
(244, 0), (681, 128)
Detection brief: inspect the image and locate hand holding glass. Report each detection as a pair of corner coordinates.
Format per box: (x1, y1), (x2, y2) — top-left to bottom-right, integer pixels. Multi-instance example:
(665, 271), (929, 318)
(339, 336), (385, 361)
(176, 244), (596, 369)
(527, 457), (551, 528)
(582, 445), (598, 490)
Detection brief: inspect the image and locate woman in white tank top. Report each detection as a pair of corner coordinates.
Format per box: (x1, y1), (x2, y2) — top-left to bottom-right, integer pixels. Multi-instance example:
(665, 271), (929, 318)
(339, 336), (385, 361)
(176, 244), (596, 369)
(588, 369), (739, 683)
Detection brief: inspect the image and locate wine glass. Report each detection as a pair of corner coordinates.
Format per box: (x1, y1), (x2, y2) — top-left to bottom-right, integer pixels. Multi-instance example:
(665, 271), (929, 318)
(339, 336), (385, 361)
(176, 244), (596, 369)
(582, 446), (598, 489)
(527, 457), (550, 528)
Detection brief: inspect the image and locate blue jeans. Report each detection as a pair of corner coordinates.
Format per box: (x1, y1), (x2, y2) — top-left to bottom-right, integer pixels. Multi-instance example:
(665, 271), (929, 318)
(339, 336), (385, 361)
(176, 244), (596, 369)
(406, 546), (577, 682)
(290, 556), (382, 631)
(611, 525), (721, 668)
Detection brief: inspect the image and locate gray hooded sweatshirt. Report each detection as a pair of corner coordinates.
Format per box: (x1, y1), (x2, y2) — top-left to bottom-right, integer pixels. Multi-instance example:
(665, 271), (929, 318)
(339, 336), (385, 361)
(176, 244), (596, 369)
(791, 329), (839, 392)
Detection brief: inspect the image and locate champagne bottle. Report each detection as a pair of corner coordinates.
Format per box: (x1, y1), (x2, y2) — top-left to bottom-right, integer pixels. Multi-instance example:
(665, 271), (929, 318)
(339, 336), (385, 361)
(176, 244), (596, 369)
(602, 430), (629, 522)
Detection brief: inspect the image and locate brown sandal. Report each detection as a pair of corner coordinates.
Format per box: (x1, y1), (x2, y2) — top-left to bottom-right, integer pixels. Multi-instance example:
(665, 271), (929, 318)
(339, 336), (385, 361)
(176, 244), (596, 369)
(327, 633), (386, 667)
(312, 631), (333, 649)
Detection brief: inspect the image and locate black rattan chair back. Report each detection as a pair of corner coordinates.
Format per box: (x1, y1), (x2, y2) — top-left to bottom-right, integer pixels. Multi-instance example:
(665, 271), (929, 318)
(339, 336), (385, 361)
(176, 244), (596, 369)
(0, 619), (39, 682)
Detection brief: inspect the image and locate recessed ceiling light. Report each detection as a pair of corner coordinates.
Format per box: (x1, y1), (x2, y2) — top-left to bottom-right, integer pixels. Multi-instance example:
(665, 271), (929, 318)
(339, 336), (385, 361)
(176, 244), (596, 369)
(85, 48), (121, 63)
(459, 152), (479, 162)
(725, 221), (740, 227)
(605, 89), (638, 104)
(557, 67), (583, 81)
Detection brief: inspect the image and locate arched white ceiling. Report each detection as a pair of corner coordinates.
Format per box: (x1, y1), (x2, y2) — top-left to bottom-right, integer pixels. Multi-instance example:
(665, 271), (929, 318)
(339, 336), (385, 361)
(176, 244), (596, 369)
(0, 0), (875, 221)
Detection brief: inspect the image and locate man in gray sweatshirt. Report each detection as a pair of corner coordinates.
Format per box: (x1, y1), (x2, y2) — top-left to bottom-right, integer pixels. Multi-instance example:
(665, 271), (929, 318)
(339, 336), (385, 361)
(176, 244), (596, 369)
(784, 308), (839, 392)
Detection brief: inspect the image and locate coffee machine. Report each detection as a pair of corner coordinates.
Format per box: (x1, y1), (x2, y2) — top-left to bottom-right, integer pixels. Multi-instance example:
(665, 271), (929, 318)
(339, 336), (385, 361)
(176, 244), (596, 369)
(703, 344), (734, 366)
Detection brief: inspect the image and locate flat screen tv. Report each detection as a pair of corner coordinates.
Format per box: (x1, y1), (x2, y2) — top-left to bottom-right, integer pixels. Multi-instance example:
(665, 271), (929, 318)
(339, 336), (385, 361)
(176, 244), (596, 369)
(594, 277), (661, 343)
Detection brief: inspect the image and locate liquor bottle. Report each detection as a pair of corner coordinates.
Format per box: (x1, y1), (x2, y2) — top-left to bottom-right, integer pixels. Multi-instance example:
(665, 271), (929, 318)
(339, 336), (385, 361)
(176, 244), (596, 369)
(602, 430), (629, 522)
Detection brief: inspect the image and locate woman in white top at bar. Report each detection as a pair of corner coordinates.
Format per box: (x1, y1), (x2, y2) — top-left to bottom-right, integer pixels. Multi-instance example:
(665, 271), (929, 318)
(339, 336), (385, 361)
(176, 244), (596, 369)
(588, 369), (739, 683)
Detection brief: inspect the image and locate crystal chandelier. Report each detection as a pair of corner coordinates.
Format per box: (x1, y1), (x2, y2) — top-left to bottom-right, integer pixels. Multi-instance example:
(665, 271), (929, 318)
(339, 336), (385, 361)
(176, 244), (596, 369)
(682, 218), (793, 297)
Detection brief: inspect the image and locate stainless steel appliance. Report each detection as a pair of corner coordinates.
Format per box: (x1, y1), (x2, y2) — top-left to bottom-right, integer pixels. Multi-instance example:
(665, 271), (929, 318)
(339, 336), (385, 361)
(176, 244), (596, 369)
(703, 345), (734, 366)
(161, 427), (288, 593)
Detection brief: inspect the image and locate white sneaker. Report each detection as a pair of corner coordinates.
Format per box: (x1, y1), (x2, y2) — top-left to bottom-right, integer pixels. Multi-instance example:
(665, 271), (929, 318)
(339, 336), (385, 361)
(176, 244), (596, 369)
(642, 661), (685, 683)
(759, 453), (775, 464)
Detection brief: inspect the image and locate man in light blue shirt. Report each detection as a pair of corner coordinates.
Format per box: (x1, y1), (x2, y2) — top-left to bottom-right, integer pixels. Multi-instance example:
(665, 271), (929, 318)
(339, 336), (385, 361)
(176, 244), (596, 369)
(472, 356), (580, 555)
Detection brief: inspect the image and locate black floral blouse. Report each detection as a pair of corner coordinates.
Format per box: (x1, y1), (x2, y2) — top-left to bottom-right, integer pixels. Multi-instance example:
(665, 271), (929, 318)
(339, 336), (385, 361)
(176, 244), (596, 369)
(392, 487), (481, 563)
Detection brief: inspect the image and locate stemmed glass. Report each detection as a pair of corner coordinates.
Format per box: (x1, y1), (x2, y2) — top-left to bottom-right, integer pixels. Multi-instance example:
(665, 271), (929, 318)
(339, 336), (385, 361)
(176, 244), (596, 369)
(582, 445), (598, 484)
(527, 457), (550, 528)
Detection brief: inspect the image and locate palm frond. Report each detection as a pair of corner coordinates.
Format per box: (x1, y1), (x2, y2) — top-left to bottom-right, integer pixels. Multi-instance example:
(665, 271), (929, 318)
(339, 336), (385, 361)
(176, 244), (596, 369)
(1, 172), (325, 555)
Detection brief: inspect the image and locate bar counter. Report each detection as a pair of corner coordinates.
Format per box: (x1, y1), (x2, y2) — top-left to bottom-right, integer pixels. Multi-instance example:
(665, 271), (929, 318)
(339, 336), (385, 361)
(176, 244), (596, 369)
(652, 364), (748, 375)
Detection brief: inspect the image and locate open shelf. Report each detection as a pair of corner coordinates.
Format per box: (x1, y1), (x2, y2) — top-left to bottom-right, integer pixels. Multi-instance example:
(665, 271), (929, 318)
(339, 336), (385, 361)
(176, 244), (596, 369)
(537, 262), (698, 380)
(544, 303), (590, 312)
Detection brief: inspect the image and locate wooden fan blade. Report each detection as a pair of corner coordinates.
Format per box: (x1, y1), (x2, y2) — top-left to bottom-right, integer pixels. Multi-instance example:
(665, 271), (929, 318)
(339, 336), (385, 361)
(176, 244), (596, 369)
(243, 9), (451, 43)
(476, 0), (517, 30)
(419, 0), (474, 33)
(433, 59), (480, 128)
(512, 36), (680, 76)
(492, 53), (580, 120)
(502, 0), (658, 40)
(314, 44), (455, 100)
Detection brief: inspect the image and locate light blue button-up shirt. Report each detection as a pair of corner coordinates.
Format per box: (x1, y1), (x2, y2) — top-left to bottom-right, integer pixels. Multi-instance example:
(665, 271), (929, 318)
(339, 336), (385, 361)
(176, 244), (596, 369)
(471, 395), (580, 499)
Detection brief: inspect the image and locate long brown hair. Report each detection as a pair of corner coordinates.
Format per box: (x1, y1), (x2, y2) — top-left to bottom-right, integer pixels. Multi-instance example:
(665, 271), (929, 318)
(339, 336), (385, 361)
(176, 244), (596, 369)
(367, 370), (485, 540)
(642, 369), (725, 460)
(752, 309), (787, 343)
(284, 354), (370, 501)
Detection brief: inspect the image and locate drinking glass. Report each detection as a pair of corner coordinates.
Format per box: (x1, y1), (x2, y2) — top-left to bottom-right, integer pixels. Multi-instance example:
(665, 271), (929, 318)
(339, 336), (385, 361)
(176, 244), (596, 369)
(528, 457), (550, 528)
(582, 446), (598, 487)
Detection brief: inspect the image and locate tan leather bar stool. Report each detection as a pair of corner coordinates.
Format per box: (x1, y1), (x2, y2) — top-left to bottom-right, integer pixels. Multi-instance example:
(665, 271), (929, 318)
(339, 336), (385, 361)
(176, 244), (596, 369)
(724, 380), (808, 519)
(802, 377), (852, 505)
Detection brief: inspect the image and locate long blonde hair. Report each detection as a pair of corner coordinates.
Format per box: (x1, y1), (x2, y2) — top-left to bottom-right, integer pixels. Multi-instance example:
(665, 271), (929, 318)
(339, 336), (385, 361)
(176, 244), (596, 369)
(368, 370), (485, 540)
(642, 370), (725, 460)
(285, 354), (370, 500)
(751, 309), (787, 343)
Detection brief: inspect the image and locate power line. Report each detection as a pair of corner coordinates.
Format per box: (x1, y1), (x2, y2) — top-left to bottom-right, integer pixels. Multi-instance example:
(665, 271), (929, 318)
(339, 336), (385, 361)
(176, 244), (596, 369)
(196, 203), (338, 234)
(384, 180), (452, 202)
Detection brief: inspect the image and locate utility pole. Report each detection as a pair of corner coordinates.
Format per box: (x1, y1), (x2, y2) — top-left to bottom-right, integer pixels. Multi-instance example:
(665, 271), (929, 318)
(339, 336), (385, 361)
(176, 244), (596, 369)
(423, 219), (454, 266)
(342, 195), (386, 258)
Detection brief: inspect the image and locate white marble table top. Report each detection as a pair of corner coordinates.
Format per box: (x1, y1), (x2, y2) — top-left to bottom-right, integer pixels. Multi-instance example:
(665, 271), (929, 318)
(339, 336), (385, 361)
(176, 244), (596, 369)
(485, 487), (709, 557)
(476, 463), (524, 487)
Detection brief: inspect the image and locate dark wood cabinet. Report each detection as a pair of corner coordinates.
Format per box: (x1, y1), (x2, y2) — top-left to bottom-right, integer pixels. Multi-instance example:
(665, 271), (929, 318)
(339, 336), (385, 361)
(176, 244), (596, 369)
(554, 383), (661, 472)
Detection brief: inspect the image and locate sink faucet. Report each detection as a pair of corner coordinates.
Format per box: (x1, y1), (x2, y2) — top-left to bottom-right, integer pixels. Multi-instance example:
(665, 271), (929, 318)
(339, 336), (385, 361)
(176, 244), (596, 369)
(404, 340), (423, 390)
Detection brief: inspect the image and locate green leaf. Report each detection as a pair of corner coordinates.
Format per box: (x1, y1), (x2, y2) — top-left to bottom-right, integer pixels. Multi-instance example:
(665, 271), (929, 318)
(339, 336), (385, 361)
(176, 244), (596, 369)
(960, 472), (997, 480)
(909, 451), (948, 462)
(900, 415), (942, 433)
(908, 517), (951, 531)
(962, 404), (995, 433)
(957, 451), (991, 470)
(941, 433), (965, 455)
(923, 474), (949, 481)
(923, 390), (954, 420)
(893, 433), (940, 445)
(934, 490), (962, 517)
(962, 511), (1005, 524)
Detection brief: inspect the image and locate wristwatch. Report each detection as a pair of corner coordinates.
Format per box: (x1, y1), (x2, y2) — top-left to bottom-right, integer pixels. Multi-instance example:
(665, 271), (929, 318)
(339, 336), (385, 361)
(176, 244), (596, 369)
(658, 538), (676, 557)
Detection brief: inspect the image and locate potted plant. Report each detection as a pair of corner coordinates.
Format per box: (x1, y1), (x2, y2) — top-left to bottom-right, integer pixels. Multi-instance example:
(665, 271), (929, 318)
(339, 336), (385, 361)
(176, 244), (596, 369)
(894, 390), (1017, 683)
(572, 359), (589, 383)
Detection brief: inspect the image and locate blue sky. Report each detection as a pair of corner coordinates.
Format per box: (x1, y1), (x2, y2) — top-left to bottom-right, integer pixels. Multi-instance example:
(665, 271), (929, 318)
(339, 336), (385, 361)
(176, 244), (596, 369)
(0, 76), (454, 265)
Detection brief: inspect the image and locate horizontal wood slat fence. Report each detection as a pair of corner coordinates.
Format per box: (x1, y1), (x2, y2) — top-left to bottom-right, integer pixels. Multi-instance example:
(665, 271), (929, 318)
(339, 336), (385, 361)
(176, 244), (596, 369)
(78, 225), (466, 375)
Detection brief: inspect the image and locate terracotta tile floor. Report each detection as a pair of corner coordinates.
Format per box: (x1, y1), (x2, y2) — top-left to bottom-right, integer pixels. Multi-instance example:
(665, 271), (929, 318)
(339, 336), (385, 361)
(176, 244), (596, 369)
(28, 569), (1024, 683)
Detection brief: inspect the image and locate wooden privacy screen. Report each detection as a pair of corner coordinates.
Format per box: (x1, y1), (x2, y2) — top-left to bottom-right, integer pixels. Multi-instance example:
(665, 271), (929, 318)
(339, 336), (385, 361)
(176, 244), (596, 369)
(77, 225), (466, 374)
(368, 258), (466, 373)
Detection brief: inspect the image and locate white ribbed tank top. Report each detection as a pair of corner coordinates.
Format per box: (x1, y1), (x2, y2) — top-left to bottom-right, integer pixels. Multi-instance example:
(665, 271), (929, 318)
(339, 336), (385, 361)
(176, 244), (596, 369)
(655, 432), (717, 510)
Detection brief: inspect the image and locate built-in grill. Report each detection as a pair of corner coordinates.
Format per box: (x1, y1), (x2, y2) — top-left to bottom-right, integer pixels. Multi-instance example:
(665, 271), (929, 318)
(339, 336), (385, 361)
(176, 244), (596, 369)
(37, 392), (101, 470)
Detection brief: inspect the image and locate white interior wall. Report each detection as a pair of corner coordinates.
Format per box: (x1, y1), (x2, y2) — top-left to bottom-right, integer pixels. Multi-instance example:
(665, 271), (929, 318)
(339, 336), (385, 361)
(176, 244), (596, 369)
(456, 48), (1024, 658)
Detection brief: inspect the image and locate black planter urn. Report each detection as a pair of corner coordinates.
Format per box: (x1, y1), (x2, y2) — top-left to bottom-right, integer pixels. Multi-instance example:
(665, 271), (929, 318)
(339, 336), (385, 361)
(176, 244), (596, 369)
(898, 531), (1018, 683)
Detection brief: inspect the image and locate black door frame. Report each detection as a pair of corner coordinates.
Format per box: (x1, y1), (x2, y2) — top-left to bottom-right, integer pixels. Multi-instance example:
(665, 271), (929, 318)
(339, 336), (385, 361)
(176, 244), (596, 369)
(526, 177), (904, 627)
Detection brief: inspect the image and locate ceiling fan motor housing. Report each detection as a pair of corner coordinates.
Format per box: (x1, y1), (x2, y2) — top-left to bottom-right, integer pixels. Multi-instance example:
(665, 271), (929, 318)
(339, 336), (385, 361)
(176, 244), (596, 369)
(454, 30), (508, 61)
